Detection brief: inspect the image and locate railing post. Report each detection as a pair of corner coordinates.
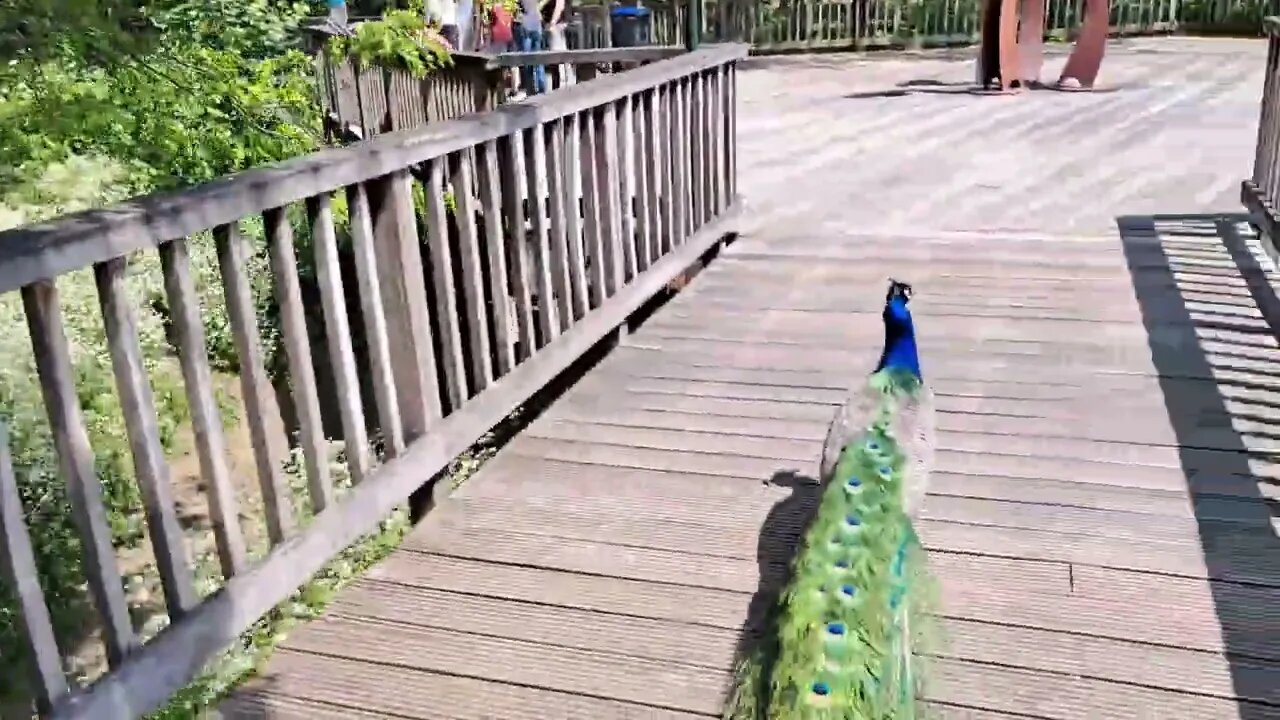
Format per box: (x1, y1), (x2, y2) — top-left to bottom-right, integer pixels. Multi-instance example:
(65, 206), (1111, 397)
(367, 171), (442, 442)
(686, 0), (702, 50)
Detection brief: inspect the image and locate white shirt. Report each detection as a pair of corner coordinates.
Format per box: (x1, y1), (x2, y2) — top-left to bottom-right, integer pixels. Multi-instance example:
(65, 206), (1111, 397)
(520, 0), (543, 31)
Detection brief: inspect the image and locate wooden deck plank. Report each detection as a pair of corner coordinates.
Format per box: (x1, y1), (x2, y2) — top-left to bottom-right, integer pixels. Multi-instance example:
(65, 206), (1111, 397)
(227, 38), (1280, 719)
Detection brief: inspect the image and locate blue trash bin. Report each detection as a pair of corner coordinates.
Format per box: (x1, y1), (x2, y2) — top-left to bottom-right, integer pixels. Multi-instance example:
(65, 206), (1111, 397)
(610, 5), (652, 47)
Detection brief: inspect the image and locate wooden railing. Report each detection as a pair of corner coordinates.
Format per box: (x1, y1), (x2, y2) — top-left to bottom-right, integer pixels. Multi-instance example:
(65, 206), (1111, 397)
(318, 47), (687, 141)
(569, 0), (1278, 52)
(0, 43), (746, 719)
(1243, 18), (1280, 262)
(317, 52), (499, 141)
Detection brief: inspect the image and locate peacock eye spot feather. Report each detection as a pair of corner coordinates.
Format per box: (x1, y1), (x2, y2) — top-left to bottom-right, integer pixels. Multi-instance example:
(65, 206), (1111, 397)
(812, 682), (830, 696)
(846, 514), (860, 526)
(846, 477), (861, 488)
(835, 559), (849, 569)
(826, 622), (846, 635)
(841, 584), (856, 596)
(878, 466), (892, 477)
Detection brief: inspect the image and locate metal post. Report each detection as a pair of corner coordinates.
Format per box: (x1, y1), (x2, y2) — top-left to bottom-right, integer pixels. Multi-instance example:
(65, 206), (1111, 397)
(686, 0), (701, 50)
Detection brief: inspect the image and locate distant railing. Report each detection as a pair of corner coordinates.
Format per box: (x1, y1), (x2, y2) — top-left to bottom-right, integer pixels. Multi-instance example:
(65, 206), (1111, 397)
(316, 51), (500, 141)
(568, 0), (1278, 52)
(0, 43), (745, 719)
(1243, 17), (1280, 261)
(317, 46), (686, 141)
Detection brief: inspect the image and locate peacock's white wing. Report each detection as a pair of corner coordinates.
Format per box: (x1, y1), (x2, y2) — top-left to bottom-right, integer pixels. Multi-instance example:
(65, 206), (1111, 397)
(818, 379), (883, 483)
(893, 382), (935, 519)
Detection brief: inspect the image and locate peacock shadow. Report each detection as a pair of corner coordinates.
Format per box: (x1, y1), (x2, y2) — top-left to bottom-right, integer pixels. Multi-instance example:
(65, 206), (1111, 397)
(727, 469), (824, 708)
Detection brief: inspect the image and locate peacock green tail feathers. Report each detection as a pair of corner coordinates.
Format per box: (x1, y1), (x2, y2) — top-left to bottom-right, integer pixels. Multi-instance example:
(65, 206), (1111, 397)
(725, 368), (939, 720)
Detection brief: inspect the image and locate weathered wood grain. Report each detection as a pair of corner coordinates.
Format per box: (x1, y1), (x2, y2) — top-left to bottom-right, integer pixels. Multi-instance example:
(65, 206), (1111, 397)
(159, 238), (247, 577)
(22, 281), (137, 666)
(96, 257), (197, 616)
(0, 423), (67, 712)
(216, 224), (296, 544)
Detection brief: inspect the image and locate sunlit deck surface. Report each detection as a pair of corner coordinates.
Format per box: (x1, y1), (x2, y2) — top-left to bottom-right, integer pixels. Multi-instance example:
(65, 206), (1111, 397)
(225, 38), (1280, 719)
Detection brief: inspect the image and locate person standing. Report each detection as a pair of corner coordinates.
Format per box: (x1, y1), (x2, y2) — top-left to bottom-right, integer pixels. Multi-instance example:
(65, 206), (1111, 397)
(515, 0), (566, 94)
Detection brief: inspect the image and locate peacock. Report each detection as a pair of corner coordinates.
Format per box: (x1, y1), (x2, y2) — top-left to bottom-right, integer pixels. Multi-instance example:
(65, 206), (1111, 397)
(725, 279), (940, 720)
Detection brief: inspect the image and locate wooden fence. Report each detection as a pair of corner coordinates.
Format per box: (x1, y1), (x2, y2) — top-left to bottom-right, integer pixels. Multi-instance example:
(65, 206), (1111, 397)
(316, 52), (499, 141)
(317, 47), (686, 140)
(1244, 17), (1280, 263)
(569, 0), (1277, 51)
(0, 43), (746, 719)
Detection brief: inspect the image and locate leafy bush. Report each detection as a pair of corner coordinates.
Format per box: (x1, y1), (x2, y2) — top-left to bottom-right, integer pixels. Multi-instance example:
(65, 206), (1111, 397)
(327, 9), (454, 78)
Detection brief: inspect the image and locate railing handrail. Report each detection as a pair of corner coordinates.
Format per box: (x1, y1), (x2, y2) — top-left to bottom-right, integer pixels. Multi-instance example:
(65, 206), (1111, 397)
(0, 44), (747, 296)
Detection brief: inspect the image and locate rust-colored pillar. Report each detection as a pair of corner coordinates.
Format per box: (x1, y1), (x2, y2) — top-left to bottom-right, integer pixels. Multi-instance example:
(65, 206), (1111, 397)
(978, 0), (1022, 91)
(978, 0), (1108, 92)
(1016, 0), (1047, 85)
(1058, 0), (1110, 89)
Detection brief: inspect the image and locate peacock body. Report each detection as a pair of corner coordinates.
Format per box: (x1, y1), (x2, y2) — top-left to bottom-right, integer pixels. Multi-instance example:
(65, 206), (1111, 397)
(725, 280), (939, 720)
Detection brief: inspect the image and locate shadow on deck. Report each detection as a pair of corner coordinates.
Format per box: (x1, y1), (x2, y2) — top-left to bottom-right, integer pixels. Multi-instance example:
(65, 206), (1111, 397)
(1119, 214), (1280, 718)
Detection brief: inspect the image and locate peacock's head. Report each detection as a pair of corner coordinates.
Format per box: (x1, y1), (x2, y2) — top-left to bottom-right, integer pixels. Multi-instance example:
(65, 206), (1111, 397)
(883, 279), (915, 330)
(877, 278), (921, 377)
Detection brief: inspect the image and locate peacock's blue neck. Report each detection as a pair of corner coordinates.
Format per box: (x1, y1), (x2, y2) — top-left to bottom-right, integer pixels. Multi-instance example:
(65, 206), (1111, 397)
(875, 296), (921, 378)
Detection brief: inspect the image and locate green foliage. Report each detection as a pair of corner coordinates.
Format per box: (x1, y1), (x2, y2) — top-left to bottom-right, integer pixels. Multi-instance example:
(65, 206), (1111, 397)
(0, 48), (321, 193)
(326, 9), (454, 78)
(0, 0), (158, 66)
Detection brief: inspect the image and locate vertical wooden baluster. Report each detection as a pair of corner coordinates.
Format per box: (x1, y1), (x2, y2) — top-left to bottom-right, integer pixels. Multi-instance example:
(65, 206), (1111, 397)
(346, 182), (405, 457)
(499, 133), (538, 359)
(545, 119), (578, 330)
(634, 90), (654, 270)
(0, 422), (67, 713)
(560, 115), (591, 321)
(671, 80), (689, 245)
(658, 84), (675, 255)
(369, 171), (441, 441)
(523, 124), (561, 344)
(710, 66), (724, 215)
(424, 157), (469, 408)
(618, 95), (639, 280)
(643, 88), (664, 263)
(23, 280), (137, 665)
(684, 76), (696, 235)
(690, 72), (706, 230)
(579, 111), (608, 307)
(728, 64), (738, 202)
(308, 194), (371, 485)
(597, 104), (625, 295)
(96, 257), (198, 616)
(264, 207), (333, 515)
(159, 239), (246, 579)
(215, 224), (295, 543)
(476, 140), (517, 376)
(450, 151), (497, 391)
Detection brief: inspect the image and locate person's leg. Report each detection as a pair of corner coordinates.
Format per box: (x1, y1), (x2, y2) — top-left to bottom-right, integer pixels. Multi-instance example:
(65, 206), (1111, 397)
(532, 28), (548, 94)
(516, 25), (536, 95)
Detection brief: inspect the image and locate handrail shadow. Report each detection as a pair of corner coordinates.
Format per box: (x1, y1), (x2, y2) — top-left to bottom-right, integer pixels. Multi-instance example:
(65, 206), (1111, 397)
(1116, 213), (1280, 717)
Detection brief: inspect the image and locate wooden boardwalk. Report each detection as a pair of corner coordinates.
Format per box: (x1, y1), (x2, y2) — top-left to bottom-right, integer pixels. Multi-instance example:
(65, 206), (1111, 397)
(225, 38), (1280, 719)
